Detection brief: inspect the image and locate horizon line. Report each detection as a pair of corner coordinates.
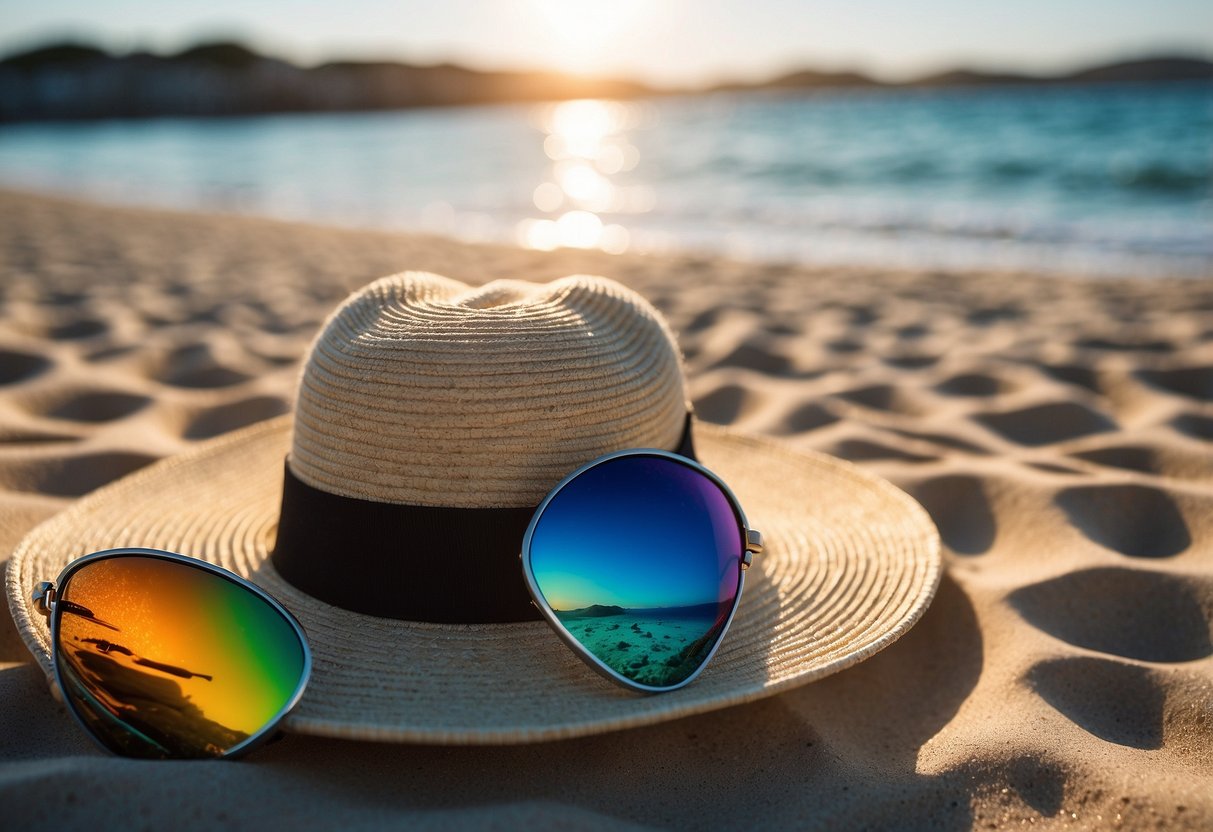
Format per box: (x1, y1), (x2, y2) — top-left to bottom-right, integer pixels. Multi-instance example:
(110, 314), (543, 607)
(2, 32), (1212, 91)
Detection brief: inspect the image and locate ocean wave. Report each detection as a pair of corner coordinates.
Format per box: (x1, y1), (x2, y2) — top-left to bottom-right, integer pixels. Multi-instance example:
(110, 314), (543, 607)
(1108, 162), (1213, 194)
(678, 156), (1210, 196)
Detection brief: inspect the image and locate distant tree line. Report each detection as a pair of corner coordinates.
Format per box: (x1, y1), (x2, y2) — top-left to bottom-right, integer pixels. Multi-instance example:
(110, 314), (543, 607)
(1, 40), (1209, 123)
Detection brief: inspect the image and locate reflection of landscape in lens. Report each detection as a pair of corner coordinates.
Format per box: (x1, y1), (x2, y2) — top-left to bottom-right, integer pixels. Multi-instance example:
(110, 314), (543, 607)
(529, 456), (744, 688)
(55, 556), (306, 759)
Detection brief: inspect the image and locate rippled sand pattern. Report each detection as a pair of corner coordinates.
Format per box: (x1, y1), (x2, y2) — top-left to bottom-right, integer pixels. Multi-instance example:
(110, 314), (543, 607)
(0, 190), (1209, 829)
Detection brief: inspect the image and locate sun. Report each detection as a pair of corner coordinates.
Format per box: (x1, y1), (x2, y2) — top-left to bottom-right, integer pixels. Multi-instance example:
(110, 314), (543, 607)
(530, 0), (647, 74)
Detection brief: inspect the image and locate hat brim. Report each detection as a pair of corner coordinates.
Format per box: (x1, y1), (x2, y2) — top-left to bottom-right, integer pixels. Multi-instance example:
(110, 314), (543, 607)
(6, 416), (940, 744)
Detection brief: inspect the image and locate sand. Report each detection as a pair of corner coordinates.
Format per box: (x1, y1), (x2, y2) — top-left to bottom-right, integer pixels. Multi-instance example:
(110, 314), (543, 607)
(0, 188), (1209, 829)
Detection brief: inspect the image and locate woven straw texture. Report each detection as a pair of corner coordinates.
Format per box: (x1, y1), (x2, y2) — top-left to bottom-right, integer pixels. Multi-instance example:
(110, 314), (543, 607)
(6, 416), (940, 744)
(291, 272), (689, 508)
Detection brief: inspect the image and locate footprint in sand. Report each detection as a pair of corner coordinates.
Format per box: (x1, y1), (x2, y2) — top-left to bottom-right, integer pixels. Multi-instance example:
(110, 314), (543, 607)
(1137, 365), (1213, 402)
(1054, 483), (1190, 558)
(934, 372), (1011, 398)
(887, 427), (991, 455)
(1010, 567), (1211, 663)
(829, 438), (938, 464)
(25, 450), (160, 497)
(710, 341), (795, 376)
(834, 384), (923, 415)
(48, 318), (109, 340)
(1075, 336), (1174, 354)
(1037, 363), (1101, 395)
(0, 349), (52, 386)
(1026, 657), (1210, 756)
(905, 474), (995, 556)
(973, 401), (1116, 447)
(184, 396), (290, 440)
(85, 344), (141, 363)
(881, 353), (939, 370)
(694, 384), (758, 425)
(966, 306), (1022, 325)
(157, 343), (252, 389)
(844, 305), (878, 326)
(825, 337), (864, 354)
(1170, 412), (1213, 442)
(1069, 443), (1213, 481)
(772, 401), (839, 435)
(1015, 560), (1213, 757)
(1069, 444), (1159, 475)
(43, 391), (152, 423)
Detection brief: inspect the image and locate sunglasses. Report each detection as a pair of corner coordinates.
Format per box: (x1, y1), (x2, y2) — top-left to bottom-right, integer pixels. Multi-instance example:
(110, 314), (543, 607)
(33, 548), (311, 760)
(33, 449), (761, 758)
(522, 449), (762, 693)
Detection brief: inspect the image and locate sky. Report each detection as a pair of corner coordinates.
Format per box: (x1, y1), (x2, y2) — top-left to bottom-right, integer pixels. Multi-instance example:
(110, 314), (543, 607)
(1, 0), (1211, 86)
(528, 457), (741, 612)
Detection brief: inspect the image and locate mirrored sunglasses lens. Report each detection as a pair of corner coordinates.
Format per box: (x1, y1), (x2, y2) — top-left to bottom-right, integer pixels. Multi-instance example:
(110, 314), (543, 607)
(528, 455), (745, 689)
(54, 555), (307, 759)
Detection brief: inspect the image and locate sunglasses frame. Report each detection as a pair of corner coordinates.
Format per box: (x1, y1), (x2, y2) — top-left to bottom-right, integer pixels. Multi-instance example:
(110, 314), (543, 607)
(33, 547), (313, 760)
(520, 449), (762, 694)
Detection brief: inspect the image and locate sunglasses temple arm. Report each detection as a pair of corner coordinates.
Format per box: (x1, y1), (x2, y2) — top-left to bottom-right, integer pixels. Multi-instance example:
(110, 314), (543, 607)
(33, 582), (56, 619)
(30, 582), (66, 702)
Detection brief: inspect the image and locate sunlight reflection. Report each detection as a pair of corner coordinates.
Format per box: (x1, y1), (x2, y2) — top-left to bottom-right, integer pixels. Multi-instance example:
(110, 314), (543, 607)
(533, 182), (563, 212)
(519, 99), (648, 254)
(547, 100), (623, 156)
(518, 218), (560, 251)
(556, 210), (603, 247)
(557, 162), (610, 208)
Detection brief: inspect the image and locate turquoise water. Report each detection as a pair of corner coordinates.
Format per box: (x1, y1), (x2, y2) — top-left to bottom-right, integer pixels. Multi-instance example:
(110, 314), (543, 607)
(1, 82), (1209, 276)
(555, 607), (725, 688)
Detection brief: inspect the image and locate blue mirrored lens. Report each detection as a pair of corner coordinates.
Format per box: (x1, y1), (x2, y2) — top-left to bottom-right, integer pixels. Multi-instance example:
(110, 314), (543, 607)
(527, 454), (745, 689)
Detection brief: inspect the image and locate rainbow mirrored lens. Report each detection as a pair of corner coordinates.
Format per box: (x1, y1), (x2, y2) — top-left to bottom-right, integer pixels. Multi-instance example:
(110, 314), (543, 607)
(526, 454), (745, 689)
(53, 554), (307, 759)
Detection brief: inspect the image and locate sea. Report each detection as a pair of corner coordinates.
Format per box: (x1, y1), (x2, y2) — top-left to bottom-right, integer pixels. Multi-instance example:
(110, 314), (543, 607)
(556, 605), (724, 688)
(1, 81), (1209, 277)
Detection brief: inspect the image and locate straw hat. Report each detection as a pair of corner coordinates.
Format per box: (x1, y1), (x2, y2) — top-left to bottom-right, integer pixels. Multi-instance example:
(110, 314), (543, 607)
(6, 273), (941, 744)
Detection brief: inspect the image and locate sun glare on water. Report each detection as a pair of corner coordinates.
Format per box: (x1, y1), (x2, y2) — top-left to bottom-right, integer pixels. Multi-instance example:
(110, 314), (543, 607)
(518, 99), (649, 254)
(513, 2), (655, 254)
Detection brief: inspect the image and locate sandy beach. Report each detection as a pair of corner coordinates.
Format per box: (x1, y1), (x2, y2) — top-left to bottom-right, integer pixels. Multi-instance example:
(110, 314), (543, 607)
(0, 188), (1210, 828)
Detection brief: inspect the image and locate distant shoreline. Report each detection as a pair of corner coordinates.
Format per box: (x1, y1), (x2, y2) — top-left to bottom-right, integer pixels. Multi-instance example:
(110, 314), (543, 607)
(1, 40), (1210, 123)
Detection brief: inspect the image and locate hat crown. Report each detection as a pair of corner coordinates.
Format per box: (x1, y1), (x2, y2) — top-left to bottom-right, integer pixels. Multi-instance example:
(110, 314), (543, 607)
(288, 272), (689, 508)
